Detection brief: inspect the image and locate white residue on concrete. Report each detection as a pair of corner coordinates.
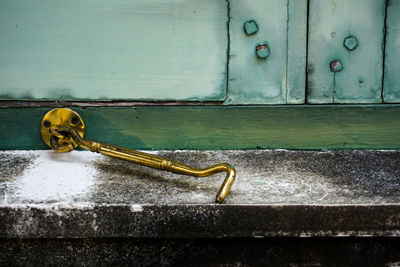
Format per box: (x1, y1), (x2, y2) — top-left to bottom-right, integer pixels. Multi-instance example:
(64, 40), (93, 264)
(10, 151), (101, 204)
(129, 204), (143, 212)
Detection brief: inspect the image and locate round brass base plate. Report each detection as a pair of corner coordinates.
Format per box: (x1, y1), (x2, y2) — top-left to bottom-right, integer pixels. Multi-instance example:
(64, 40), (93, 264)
(40, 108), (85, 152)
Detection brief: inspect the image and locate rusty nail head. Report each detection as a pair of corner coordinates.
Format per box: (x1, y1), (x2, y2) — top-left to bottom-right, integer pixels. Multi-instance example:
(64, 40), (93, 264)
(256, 43), (270, 59)
(244, 20), (258, 35)
(343, 35), (358, 51)
(330, 59), (343, 73)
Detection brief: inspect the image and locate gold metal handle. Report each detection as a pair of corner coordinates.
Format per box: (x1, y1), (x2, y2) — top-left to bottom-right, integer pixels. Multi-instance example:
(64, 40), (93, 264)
(40, 108), (235, 203)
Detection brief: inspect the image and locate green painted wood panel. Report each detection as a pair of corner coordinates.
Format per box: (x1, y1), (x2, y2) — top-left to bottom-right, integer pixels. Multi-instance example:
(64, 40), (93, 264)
(1, 106), (400, 150)
(0, 0), (228, 101)
(384, 0), (400, 103)
(226, 0), (307, 104)
(286, 0), (308, 104)
(307, 0), (385, 104)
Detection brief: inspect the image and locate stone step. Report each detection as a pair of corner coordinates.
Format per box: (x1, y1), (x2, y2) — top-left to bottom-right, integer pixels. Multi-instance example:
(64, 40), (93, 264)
(1, 150), (400, 238)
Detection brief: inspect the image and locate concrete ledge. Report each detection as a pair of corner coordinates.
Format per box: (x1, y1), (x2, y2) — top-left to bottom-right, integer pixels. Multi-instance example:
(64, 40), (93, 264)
(1, 237), (400, 266)
(1, 204), (400, 238)
(1, 150), (400, 238)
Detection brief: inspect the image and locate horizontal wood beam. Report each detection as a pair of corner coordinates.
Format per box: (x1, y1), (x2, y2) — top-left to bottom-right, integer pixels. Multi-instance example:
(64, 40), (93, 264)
(1, 105), (400, 150)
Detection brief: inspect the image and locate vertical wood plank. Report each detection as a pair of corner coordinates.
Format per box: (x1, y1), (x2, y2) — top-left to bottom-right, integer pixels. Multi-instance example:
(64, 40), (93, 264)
(226, 0), (306, 104)
(307, 0), (385, 104)
(0, 0), (228, 101)
(287, 0), (307, 104)
(384, 0), (400, 103)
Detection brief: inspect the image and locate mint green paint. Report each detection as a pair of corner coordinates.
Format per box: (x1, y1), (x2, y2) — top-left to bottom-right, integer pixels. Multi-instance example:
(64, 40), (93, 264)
(343, 36), (359, 51)
(286, 0), (307, 104)
(2, 105), (400, 150)
(307, 0), (385, 104)
(226, 0), (306, 104)
(243, 20), (258, 35)
(383, 0), (400, 103)
(227, 0), (288, 104)
(0, 0), (227, 101)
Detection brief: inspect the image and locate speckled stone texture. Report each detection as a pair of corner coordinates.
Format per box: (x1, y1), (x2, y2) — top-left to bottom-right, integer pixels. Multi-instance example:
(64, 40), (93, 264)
(2, 150), (400, 206)
(1, 237), (400, 266)
(0, 149), (400, 238)
(1, 149), (400, 265)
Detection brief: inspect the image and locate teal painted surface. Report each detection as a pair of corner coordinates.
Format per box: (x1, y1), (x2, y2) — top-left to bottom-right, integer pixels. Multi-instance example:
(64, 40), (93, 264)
(384, 0), (400, 103)
(0, 0), (227, 101)
(243, 20), (258, 35)
(226, 0), (306, 104)
(307, 0), (385, 104)
(287, 0), (307, 104)
(2, 106), (400, 150)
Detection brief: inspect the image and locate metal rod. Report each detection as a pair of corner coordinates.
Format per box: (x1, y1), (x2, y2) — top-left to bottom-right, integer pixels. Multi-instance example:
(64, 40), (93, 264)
(62, 127), (235, 203)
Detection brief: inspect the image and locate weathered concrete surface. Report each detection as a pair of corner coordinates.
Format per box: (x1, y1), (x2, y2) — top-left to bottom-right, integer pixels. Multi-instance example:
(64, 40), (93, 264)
(2, 150), (400, 205)
(1, 150), (400, 238)
(1, 237), (400, 266)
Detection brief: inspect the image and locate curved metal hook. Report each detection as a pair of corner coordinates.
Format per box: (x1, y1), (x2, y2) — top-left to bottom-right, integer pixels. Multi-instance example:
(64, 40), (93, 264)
(41, 108), (236, 203)
(61, 127), (235, 203)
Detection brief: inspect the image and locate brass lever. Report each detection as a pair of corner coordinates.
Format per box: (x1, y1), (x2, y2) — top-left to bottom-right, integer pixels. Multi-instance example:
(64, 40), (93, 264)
(40, 108), (235, 203)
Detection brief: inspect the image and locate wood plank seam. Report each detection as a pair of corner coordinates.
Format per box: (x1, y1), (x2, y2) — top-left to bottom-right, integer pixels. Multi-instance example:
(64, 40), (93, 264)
(381, 0), (389, 103)
(223, 0), (231, 102)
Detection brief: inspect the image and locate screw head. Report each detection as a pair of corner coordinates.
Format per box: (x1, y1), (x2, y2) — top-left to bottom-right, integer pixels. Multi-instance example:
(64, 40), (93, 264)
(243, 20), (258, 35)
(43, 120), (51, 128)
(343, 35), (358, 51)
(255, 43), (270, 59)
(330, 59), (343, 73)
(71, 116), (79, 125)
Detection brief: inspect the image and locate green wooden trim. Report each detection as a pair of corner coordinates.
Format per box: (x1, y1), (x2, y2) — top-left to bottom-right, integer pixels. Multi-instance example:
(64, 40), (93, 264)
(1, 105), (400, 150)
